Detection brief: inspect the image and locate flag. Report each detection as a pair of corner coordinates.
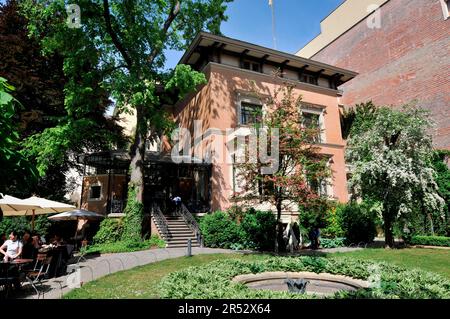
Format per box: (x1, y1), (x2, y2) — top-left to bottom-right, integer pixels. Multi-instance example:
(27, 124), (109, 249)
(269, 0), (273, 6)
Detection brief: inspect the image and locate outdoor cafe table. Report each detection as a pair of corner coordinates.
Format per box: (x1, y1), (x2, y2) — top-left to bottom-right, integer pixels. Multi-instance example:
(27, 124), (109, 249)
(0, 259), (33, 289)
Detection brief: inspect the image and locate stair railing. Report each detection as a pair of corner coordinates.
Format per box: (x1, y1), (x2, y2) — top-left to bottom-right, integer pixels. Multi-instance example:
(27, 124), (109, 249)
(151, 203), (171, 240)
(178, 203), (203, 247)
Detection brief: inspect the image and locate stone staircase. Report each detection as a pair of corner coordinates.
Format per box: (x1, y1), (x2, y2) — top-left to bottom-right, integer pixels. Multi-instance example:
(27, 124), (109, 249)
(157, 214), (201, 248)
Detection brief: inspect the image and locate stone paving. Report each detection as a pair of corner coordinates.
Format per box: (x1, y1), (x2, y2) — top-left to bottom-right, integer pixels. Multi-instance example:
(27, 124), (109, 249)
(17, 246), (362, 299)
(19, 247), (236, 299)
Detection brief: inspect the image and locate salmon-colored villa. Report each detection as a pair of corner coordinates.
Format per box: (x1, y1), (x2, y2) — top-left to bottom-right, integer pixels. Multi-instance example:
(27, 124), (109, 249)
(78, 33), (357, 247)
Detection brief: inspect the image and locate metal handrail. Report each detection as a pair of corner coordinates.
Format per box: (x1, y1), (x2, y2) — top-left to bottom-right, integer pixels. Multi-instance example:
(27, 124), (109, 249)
(151, 203), (171, 240)
(179, 203), (203, 247)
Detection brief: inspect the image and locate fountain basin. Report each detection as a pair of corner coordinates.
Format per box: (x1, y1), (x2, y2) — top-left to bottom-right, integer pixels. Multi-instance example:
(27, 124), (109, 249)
(233, 272), (370, 296)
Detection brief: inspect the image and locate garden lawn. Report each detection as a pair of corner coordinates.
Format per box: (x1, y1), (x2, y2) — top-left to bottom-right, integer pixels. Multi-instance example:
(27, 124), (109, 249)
(64, 253), (267, 299)
(64, 248), (450, 299)
(333, 248), (450, 279)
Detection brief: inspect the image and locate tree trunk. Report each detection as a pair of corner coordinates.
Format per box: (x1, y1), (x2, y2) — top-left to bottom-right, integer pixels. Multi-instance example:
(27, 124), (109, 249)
(129, 105), (146, 202)
(384, 215), (394, 248)
(275, 197), (282, 253)
(121, 105), (147, 240)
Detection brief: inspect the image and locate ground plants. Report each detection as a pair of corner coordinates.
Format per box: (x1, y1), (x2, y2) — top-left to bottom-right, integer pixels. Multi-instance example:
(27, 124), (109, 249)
(159, 256), (450, 299)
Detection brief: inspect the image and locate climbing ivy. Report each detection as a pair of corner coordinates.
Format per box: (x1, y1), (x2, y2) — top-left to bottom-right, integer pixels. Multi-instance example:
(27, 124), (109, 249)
(121, 185), (144, 242)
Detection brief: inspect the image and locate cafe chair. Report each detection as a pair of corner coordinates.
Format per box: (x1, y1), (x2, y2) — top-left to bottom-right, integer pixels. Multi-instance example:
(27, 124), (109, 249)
(0, 263), (16, 299)
(25, 253), (53, 299)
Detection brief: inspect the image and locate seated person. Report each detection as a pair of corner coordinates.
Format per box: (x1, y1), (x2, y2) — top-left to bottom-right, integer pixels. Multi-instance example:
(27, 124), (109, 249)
(31, 234), (43, 249)
(0, 233), (6, 246)
(21, 231), (38, 260)
(0, 231), (23, 262)
(51, 234), (66, 246)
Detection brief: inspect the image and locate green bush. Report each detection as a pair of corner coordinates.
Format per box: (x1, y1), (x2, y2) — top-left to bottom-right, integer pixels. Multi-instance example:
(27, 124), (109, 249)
(159, 257), (450, 299)
(320, 237), (346, 248)
(339, 202), (378, 244)
(322, 205), (344, 238)
(410, 235), (450, 247)
(85, 235), (165, 254)
(33, 215), (52, 237)
(93, 218), (124, 244)
(299, 198), (334, 232)
(199, 211), (243, 249)
(240, 209), (276, 251)
(0, 216), (30, 236)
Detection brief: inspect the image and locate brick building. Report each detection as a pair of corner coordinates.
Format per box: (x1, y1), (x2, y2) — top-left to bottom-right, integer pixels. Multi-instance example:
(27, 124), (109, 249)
(297, 0), (450, 150)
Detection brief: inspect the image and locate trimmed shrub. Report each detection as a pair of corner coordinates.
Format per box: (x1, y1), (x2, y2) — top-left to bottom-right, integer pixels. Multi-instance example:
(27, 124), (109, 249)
(93, 218), (124, 244)
(339, 202), (378, 244)
(410, 235), (450, 247)
(240, 209), (276, 251)
(159, 257), (450, 299)
(199, 211), (243, 249)
(84, 235), (165, 254)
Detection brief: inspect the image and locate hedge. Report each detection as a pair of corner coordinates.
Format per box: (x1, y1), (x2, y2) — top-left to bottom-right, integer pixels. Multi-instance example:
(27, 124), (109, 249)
(84, 235), (165, 254)
(159, 257), (450, 299)
(410, 236), (450, 247)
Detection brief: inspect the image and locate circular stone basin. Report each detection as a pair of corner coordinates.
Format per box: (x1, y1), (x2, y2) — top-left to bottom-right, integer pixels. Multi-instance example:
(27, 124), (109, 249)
(233, 272), (370, 297)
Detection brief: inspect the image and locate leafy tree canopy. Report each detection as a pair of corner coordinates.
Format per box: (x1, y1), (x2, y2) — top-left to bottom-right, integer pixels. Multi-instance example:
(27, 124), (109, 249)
(346, 104), (445, 247)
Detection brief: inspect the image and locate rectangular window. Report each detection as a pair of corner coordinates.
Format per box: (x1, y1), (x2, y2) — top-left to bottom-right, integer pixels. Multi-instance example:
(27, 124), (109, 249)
(300, 74), (318, 85)
(242, 60), (261, 73)
(302, 112), (322, 143)
(240, 102), (262, 125)
(89, 185), (101, 200)
(308, 178), (328, 197)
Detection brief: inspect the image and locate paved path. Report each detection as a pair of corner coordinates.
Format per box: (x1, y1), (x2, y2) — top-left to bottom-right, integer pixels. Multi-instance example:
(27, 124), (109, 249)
(20, 247), (235, 299)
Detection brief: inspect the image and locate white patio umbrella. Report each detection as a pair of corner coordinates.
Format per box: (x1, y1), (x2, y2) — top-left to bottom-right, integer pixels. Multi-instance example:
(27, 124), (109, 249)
(48, 209), (104, 221)
(14, 196), (76, 231)
(0, 194), (77, 232)
(0, 194), (41, 213)
(48, 209), (104, 242)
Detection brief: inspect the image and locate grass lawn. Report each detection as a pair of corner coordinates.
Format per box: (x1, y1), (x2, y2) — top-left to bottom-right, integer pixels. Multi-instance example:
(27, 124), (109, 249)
(64, 253), (266, 299)
(64, 248), (449, 299)
(333, 248), (450, 279)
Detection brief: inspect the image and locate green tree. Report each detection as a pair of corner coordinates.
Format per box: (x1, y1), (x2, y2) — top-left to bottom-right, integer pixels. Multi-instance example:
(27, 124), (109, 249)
(21, 0), (232, 239)
(346, 104), (445, 247)
(0, 0), (124, 199)
(235, 81), (332, 252)
(0, 77), (38, 192)
(431, 150), (450, 235)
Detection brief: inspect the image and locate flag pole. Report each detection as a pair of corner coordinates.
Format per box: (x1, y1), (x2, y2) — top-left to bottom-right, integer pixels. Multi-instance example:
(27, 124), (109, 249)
(269, 0), (277, 50)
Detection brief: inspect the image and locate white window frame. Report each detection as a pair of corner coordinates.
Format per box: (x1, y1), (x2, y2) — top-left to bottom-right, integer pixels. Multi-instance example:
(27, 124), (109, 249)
(440, 0), (449, 20)
(236, 92), (265, 126)
(88, 183), (103, 201)
(301, 107), (326, 144)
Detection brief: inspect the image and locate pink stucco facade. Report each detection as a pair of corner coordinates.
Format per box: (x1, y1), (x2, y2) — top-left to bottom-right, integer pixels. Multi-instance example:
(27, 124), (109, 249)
(174, 62), (349, 217)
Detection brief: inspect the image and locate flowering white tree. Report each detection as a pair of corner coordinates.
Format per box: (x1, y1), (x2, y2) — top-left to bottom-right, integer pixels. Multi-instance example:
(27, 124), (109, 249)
(346, 104), (444, 248)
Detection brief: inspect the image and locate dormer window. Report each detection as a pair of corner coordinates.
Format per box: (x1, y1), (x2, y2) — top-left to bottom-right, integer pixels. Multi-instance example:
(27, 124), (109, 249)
(300, 74), (318, 85)
(242, 60), (261, 73)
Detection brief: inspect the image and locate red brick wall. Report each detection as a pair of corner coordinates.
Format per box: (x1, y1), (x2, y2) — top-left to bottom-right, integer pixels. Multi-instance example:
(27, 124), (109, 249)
(312, 0), (450, 150)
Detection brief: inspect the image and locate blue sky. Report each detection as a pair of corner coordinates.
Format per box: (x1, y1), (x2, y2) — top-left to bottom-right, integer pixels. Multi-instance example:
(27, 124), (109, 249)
(165, 0), (344, 68)
(0, 0), (344, 67)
